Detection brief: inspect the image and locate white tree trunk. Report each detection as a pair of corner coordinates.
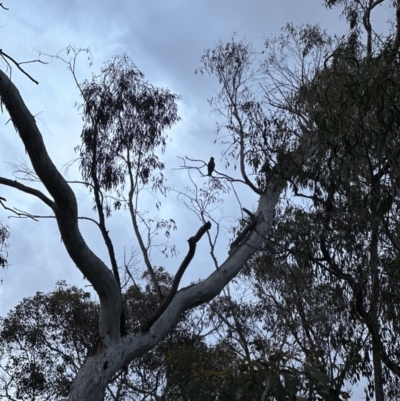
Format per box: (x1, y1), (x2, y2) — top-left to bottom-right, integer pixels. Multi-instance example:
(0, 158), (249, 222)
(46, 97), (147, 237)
(0, 69), (285, 400)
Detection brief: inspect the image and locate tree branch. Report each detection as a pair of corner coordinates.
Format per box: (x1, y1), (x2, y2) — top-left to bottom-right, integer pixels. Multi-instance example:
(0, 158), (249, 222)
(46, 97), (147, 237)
(0, 69), (121, 343)
(126, 149), (162, 298)
(141, 221), (212, 332)
(0, 176), (53, 207)
(120, 185), (284, 366)
(0, 50), (46, 85)
(394, 0), (400, 52)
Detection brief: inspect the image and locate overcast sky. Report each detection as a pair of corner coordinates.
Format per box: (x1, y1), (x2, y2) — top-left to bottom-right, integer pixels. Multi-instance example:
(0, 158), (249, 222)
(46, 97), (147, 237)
(0, 1), (393, 397)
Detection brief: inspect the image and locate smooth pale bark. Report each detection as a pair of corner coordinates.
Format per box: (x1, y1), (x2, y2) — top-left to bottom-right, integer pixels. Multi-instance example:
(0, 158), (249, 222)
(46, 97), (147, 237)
(0, 69), (285, 400)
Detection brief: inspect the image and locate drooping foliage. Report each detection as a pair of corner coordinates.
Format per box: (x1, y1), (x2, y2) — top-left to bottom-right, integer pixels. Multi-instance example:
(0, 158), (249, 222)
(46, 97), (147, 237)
(193, 14), (400, 399)
(76, 54), (180, 196)
(243, 27), (400, 401)
(0, 282), (98, 400)
(0, 223), (9, 268)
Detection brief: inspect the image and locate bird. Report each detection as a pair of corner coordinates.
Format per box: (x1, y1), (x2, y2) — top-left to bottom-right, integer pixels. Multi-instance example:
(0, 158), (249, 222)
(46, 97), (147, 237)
(207, 157), (215, 176)
(140, 167), (149, 184)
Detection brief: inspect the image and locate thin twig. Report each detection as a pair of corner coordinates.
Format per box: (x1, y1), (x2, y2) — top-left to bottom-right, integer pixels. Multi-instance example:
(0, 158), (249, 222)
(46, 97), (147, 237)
(0, 50), (47, 84)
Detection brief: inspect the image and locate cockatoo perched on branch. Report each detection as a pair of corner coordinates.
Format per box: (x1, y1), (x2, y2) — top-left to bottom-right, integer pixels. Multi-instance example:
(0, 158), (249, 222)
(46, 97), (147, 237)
(207, 157), (215, 176)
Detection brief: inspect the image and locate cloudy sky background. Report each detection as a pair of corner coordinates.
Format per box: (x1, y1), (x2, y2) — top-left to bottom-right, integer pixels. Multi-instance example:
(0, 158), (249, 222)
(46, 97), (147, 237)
(0, 1), (394, 397)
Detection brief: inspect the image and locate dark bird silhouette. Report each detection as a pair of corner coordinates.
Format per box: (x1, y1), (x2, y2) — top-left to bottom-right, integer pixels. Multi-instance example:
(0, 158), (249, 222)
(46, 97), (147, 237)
(207, 157), (215, 176)
(140, 168), (149, 184)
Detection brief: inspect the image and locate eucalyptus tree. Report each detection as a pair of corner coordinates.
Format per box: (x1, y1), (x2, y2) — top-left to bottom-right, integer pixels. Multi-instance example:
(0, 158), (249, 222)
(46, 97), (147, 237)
(0, 38), (283, 401)
(1, 1), (400, 400)
(192, 1), (400, 400)
(0, 280), (215, 401)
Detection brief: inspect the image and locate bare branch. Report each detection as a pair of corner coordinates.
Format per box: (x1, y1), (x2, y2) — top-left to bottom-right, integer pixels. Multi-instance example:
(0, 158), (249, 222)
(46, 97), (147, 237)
(126, 149), (162, 298)
(0, 50), (47, 85)
(0, 199), (39, 221)
(394, 0), (400, 52)
(0, 176), (53, 207)
(141, 220), (212, 332)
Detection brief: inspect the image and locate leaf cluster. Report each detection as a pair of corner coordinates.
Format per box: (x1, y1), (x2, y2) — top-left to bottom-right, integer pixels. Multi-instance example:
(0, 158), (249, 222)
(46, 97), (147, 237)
(76, 54), (181, 195)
